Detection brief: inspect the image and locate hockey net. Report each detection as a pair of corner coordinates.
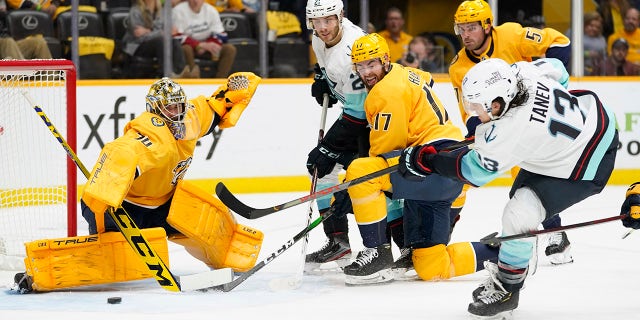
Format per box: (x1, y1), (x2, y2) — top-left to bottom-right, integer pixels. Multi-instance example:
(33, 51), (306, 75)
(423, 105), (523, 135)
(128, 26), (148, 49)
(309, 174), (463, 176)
(0, 60), (77, 270)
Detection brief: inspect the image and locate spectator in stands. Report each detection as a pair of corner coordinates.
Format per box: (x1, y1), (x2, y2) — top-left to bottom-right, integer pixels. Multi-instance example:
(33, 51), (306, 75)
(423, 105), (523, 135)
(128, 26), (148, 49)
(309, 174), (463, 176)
(7, 0), (59, 18)
(378, 7), (412, 62)
(595, 37), (640, 75)
(607, 6), (640, 64)
(173, 0), (237, 78)
(242, 0), (260, 12)
(597, 0), (632, 39)
(0, 5), (52, 59)
(367, 22), (376, 34)
(397, 33), (445, 73)
(124, 0), (191, 78)
(206, 0), (253, 13)
(583, 11), (608, 75)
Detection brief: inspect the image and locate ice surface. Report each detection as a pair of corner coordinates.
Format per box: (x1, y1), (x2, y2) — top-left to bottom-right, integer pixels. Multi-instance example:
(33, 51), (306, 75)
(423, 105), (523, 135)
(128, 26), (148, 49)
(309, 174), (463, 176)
(1, 185), (638, 320)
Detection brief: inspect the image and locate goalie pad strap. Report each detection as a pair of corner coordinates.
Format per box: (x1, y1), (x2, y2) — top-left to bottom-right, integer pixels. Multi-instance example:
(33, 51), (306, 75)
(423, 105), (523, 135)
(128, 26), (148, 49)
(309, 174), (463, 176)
(24, 228), (169, 291)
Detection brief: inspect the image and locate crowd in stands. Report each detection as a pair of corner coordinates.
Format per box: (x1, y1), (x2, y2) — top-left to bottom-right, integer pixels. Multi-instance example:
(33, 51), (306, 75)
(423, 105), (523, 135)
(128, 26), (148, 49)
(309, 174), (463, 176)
(1, 0), (640, 78)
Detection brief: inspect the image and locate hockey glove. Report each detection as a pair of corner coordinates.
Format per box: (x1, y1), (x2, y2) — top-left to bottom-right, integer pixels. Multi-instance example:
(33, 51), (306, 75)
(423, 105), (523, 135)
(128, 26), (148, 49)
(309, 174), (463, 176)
(465, 116), (482, 139)
(621, 182), (640, 229)
(306, 143), (356, 179)
(330, 189), (353, 219)
(399, 145), (437, 179)
(311, 63), (337, 107)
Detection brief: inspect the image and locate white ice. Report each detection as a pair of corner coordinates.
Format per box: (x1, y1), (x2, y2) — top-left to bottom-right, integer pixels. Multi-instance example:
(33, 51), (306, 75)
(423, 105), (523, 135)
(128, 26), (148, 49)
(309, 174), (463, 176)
(1, 185), (638, 320)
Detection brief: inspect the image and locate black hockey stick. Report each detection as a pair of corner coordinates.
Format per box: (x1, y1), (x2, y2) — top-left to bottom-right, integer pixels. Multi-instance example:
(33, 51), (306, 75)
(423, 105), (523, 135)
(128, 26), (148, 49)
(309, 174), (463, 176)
(219, 206), (336, 292)
(216, 138), (474, 219)
(479, 214), (627, 245)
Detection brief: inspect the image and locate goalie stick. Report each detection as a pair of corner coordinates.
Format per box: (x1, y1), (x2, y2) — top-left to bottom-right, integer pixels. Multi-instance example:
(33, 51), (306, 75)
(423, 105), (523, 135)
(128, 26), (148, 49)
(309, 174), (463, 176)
(23, 92), (232, 292)
(479, 214), (627, 245)
(216, 138), (475, 219)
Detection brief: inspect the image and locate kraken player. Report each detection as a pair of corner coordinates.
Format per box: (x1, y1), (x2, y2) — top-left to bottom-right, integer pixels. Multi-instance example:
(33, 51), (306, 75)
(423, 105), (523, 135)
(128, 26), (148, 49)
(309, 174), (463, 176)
(303, 0), (406, 275)
(341, 33), (498, 285)
(449, 0), (573, 264)
(14, 74), (264, 292)
(401, 58), (617, 318)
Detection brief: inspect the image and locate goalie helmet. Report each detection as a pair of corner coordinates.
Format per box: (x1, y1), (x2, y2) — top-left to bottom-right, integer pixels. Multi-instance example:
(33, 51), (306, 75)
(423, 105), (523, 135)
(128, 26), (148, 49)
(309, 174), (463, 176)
(351, 33), (390, 67)
(461, 58), (517, 120)
(146, 77), (193, 139)
(305, 0), (343, 29)
(454, 0), (493, 35)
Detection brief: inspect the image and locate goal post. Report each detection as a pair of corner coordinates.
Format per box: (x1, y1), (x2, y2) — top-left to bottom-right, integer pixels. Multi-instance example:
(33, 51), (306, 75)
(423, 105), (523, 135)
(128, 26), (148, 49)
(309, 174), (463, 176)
(0, 59), (77, 270)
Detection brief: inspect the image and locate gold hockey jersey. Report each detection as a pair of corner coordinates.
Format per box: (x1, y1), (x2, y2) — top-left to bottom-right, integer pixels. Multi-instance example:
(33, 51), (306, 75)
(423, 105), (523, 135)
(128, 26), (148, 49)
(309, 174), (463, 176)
(365, 63), (463, 157)
(449, 22), (570, 124)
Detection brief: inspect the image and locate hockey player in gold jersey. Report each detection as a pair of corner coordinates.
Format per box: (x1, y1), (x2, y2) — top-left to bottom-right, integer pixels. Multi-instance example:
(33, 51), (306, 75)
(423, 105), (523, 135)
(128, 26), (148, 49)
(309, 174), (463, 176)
(339, 33), (498, 285)
(449, 0), (573, 264)
(17, 73), (264, 292)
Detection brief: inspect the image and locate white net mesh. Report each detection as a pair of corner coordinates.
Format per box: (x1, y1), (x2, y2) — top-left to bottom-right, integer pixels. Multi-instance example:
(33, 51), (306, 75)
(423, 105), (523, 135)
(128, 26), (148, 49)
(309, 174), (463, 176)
(0, 62), (74, 270)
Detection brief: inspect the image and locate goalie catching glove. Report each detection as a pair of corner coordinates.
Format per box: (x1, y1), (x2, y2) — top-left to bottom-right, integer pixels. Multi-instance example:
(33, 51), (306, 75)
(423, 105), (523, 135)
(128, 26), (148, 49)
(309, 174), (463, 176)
(621, 182), (640, 229)
(209, 72), (261, 129)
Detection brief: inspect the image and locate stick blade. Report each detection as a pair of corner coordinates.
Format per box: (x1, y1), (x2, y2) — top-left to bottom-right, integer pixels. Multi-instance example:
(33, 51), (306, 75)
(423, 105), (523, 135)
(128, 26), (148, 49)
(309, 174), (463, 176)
(178, 268), (234, 291)
(215, 182), (257, 218)
(215, 182), (279, 219)
(479, 231), (500, 245)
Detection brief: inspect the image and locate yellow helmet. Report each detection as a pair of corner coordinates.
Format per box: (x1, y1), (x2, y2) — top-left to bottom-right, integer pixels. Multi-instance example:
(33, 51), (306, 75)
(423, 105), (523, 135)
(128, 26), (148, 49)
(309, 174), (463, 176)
(351, 33), (390, 66)
(454, 0), (493, 35)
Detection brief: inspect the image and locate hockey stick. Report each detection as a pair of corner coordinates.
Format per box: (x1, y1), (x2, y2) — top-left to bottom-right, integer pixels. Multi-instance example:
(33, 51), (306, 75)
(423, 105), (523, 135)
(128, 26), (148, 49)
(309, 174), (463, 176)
(216, 138), (475, 219)
(23, 92), (231, 292)
(220, 206), (337, 292)
(278, 93), (330, 290)
(479, 214), (627, 245)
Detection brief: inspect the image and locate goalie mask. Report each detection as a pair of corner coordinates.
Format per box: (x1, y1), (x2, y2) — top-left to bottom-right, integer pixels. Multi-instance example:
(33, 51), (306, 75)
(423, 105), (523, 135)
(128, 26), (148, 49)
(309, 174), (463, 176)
(461, 58), (517, 120)
(146, 77), (199, 140)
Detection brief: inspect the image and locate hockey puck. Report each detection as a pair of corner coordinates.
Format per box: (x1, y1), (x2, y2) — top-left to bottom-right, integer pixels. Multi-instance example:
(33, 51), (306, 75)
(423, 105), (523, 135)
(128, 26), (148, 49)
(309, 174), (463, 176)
(107, 297), (122, 304)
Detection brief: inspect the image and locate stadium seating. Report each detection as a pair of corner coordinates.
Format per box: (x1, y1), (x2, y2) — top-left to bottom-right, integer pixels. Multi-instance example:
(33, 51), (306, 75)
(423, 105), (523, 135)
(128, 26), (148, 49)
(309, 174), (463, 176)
(6, 10), (62, 59)
(56, 10), (112, 79)
(220, 12), (259, 74)
(272, 35), (310, 77)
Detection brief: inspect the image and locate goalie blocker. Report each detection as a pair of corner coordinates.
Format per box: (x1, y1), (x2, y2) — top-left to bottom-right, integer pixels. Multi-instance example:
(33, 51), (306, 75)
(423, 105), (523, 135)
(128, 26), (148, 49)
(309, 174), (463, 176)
(16, 181), (263, 292)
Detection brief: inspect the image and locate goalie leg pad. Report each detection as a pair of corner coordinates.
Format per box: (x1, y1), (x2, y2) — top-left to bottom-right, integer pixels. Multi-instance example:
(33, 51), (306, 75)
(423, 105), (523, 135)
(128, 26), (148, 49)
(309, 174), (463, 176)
(24, 228), (169, 291)
(167, 180), (263, 272)
(346, 157), (393, 224)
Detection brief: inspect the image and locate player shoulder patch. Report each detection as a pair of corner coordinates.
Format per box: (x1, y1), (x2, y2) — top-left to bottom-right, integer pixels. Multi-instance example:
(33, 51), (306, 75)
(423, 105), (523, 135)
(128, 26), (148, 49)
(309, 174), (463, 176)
(450, 54), (459, 65)
(151, 117), (165, 127)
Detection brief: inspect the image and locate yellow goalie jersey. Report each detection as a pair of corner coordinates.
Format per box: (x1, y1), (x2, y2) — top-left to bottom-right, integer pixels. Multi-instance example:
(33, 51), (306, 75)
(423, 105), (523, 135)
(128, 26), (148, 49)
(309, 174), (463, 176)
(83, 73), (260, 212)
(365, 63), (463, 157)
(449, 22), (570, 125)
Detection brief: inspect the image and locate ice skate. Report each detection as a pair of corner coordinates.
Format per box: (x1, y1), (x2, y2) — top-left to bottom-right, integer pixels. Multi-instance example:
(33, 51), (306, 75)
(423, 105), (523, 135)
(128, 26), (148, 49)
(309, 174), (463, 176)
(304, 232), (352, 275)
(344, 243), (394, 286)
(468, 262), (519, 319)
(12, 272), (33, 294)
(391, 247), (418, 280)
(545, 231), (573, 265)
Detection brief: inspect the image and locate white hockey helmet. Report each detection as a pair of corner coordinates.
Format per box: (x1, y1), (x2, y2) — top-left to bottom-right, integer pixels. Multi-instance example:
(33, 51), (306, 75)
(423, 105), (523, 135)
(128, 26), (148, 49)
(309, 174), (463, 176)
(305, 0), (344, 29)
(461, 58), (517, 120)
